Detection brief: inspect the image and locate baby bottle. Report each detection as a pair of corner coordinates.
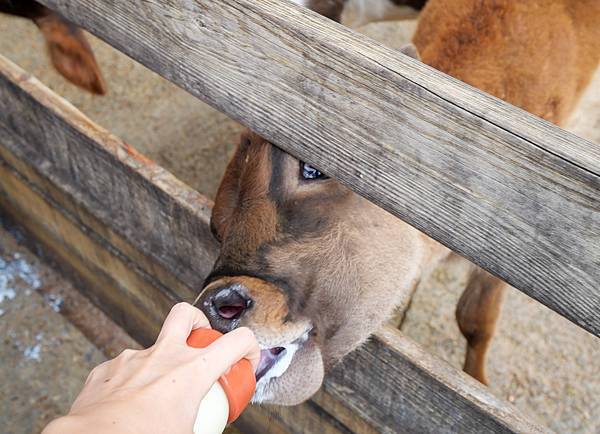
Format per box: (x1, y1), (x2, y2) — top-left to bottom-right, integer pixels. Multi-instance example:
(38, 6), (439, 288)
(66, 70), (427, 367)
(187, 328), (256, 434)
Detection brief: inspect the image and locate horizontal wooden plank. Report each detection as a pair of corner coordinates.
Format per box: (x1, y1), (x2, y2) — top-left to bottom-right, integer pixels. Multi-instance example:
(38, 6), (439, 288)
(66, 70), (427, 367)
(0, 155), (171, 344)
(237, 392), (370, 434)
(37, 0), (600, 337)
(0, 143), (195, 304)
(0, 54), (218, 296)
(326, 328), (547, 434)
(0, 55), (547, 432)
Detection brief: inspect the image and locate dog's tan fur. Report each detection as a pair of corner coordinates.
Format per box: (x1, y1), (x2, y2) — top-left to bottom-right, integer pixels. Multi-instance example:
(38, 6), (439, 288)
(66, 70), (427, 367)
(0, 0), (106, 94)
(414, 0), (599, 383)
(415, 0), (600, 125)
(201, 132), (450, 403)
(199, 0), (599, 404)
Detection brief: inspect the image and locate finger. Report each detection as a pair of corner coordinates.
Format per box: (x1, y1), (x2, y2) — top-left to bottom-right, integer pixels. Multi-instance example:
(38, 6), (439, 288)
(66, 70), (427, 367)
(198, 327), (261, 378)
(84, 359), (112, 386)
(156, 302), (210, 344)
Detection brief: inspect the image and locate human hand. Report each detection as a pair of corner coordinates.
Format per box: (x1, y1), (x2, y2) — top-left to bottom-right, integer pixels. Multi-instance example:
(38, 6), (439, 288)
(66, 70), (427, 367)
(42, 302), (260, 434)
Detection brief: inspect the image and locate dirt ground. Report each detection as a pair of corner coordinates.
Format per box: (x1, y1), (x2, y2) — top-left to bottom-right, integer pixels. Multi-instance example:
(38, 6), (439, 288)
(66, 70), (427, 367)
(1, 11), (599, 434)
(0, 217), (137, 433)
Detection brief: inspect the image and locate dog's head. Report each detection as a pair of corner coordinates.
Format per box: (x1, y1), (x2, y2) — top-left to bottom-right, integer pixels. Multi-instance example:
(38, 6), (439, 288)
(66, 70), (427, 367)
(197, 131), (426, 404)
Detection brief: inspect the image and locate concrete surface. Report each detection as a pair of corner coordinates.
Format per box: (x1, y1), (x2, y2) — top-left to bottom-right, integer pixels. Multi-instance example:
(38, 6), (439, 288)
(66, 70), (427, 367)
(0, 221), (106, 434)
(0, 218), (244, 434)
(1, 10), (599, 434)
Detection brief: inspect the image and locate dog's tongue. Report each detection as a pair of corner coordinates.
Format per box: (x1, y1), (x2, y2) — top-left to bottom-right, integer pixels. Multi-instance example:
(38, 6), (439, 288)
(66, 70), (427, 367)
(256, 347), (285, 381)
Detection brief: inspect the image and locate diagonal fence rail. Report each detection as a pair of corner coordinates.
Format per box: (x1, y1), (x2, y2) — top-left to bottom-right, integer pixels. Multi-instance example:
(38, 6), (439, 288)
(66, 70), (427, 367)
(0, 55), (546, 433)
(37, 0), (600, 337)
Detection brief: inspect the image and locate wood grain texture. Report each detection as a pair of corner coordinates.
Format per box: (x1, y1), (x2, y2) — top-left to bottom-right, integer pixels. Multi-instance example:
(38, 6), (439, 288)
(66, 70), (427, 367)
(325, 328), (548, 434)
(0, 143), (195, 304)
(38, 0), (600, 337)
(0, 55), (547, 432)
(237, 394), (367, 434)
(0, 155), (171, 344)
(0, 55), (218, 295)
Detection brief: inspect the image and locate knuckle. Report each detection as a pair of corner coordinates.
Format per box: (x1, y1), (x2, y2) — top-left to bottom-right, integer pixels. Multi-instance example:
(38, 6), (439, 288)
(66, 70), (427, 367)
(88, 360), (108, 379)
(235, 327), (256, 342)
(170, 302), (193, 315)
(118, 348), (137, 359)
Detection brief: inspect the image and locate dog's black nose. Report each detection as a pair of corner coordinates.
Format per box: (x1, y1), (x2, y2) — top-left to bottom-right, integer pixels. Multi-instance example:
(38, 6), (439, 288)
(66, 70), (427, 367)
(213, 286), (251, 319)
(197, 283), (253, 333)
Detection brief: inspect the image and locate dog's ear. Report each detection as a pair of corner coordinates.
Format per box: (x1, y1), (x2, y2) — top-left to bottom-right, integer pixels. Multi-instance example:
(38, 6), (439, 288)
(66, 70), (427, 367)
(211, 132), (251, 242)
(399, 43), (421, 60)
(35, 13), (107, 95)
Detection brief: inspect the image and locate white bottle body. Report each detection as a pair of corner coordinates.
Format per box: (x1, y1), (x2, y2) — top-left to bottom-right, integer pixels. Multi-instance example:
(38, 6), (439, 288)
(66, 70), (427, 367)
(193, 382), (229, 434)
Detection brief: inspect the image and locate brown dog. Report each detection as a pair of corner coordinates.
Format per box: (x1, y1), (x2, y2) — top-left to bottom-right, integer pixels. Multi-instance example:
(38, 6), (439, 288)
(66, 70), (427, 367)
(196, 0), (599, 405)
(292, 0), (426, 23)
(0, 0), (105, 94)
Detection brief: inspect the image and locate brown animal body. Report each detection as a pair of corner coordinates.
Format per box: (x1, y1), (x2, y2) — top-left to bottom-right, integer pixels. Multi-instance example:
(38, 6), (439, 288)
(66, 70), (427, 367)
(197, 0), (599, 405)
(415, 0), (600, 124)
(0, 0), (105, 94)
(300, 0), (426, 24)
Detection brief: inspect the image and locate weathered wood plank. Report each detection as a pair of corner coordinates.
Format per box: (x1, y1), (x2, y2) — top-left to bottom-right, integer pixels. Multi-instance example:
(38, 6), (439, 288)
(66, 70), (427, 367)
(38, 0), (600, 336)
(0, 54), (218, 296)
(0, 143), (195, 304)
(326, 328), (548, 434)
(0, 55), (547, 432)
(238, 394), (366, 434)
(0, 155), (171, 344)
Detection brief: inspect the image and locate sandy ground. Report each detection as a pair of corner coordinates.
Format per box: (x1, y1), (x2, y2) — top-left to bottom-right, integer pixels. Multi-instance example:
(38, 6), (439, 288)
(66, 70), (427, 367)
(1, 11), (599, 434)
(0, 218), (244, 434)
(0, 219), (124, 433)
(0, 15), (242, 199)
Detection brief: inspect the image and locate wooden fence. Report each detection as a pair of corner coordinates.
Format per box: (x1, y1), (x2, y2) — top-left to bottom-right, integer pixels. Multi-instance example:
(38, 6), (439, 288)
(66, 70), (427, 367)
(0, 0), (597, 432)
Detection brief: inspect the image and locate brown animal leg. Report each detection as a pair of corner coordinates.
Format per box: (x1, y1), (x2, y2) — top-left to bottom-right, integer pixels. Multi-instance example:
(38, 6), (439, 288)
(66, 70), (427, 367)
(455, 267), (506, 384)
(0, 0), (106, 94)
(306, 0), (346, 22)
(35, 13), (107, 95)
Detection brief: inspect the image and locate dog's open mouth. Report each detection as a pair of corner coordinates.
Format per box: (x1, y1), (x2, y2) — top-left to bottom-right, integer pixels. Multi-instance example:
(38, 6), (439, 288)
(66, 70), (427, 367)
(256, 347), (285, 381)
(255, 331), (310, 384)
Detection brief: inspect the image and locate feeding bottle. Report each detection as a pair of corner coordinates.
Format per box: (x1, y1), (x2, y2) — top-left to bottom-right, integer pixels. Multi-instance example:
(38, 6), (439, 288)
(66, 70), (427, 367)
(187, 328), (256, 434)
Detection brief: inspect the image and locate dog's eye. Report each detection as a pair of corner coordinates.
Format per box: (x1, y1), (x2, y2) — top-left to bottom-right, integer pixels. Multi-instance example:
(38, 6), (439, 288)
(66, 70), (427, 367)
(301, 162), (329, 180)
